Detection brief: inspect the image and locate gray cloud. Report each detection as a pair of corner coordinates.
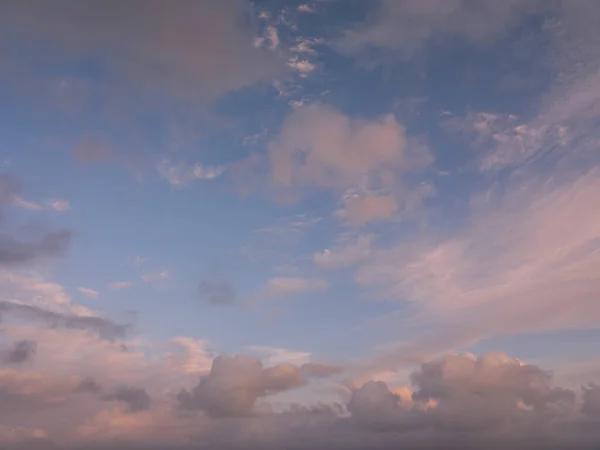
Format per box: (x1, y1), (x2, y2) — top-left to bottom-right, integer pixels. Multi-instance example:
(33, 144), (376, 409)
(349, 352), (577, 434)
(0, 173), (73, 267)
(0, 0), (285, 104)
(197, 279), (237, 307)
(102, 385), (152, 413)
(77, 377), (102, 394)
(178, 354), (340, 418)
(1, 339), (37, 364)
(0, 229), (73, 267)
(582, 383), (600, 418)
(0, 301), (128, 339)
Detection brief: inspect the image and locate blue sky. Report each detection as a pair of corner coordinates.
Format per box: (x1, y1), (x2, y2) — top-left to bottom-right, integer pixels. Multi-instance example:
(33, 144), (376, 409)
(0, 1), (600, 448)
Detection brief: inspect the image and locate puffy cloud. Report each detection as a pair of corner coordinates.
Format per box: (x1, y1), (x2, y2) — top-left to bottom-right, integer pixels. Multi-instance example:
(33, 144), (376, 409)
(197, 280), (237, 307)
(269, 104), (406, 190)
(177, 354), (340, 418)
(1, 340), (37, 364)
(349, 352), (576, 434)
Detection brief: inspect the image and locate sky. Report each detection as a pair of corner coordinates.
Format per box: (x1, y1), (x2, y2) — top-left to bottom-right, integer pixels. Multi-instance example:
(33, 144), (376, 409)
(0, 0), (600, 449)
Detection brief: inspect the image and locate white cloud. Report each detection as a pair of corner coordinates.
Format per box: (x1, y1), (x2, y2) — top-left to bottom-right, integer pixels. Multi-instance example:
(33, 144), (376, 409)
(287, 56), (316, 77)
(46, 199), (71, 212)
(141, 270), (170, 283)
(12, 197), (42, 211)
(157, 159), (224, 187)
(78, 287), (99, 299)
(108, 281), (134, 291)
(297, 4), (315, 14)
(247, 345), (311, 367)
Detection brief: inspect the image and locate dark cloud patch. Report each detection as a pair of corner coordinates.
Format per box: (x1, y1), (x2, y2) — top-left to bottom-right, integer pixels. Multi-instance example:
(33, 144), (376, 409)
(0, 301), (128, 339)
(77, 377), (102, 394)
(1, 339), (37, 364)
(0, 229), (73, 267)
(197, 279), (237, 306)
(0, 172), (73, 267)
(0, 0), (285, 105)
(102, 385), (151, 413)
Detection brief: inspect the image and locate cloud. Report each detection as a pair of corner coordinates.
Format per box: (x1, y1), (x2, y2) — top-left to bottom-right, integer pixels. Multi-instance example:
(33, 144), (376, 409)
(78, 287), (99, 300)
(0, 301), (128, 340)
(314, 234), (374, 269)
(2, 0), (284, 104)
(108, 281), (134, 291)
(102, 385), (151, 413)
(349, 351), (576, 434)
(269, 104), (406, 190)
(582, 384), (600, 418)
(340, 195), (398, 226)
(357, 167), (600, 365)
(46, 199), (70, 212)
(157, 159), (225, 187)
(262, 277), (328, 299)
(177, 354), (339, 417)
(1, 340), (37, 364)
(72, 134), (115, 164)
(297, 4), (315, 14)
(336, 0), (548, 63)
(0, 229), (73, 267)
(197, 280), (237, 306)
(12, 197), (42, 211)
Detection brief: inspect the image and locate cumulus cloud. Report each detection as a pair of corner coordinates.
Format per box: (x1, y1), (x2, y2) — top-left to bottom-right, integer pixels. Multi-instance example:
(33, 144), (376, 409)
(349, 352), (576, 434)
(269, 104), (406, 190)
(177, 354), (340, 418)
(1, 340), (37, 364)
(197, 279), (237, 306)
